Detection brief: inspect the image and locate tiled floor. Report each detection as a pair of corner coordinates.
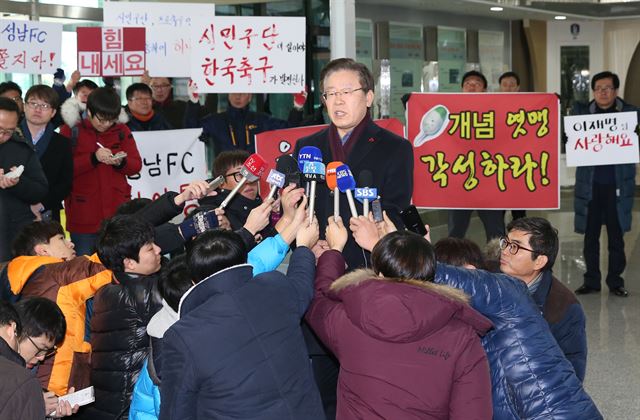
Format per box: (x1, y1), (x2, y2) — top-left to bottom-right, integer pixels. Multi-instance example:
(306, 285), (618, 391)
(428, 199), (640, 419)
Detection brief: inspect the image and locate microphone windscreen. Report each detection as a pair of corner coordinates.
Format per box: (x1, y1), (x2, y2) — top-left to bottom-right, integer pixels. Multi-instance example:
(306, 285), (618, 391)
(336, 164), (356, 192)
(326, 161), (343, 191)
(303, 161), (326, 182)
(266, 169), (285, 188)
(358, 169), (374, 187)
(298, 146), (323, 172)
(276, 154), (298, 174)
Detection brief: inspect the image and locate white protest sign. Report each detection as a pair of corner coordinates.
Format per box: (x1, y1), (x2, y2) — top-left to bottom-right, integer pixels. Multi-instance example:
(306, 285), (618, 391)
(128, 128), (207, 216)
(564, 111), (639, 167)
(0, 20), (62, 73)
(104, 3), (215, 77)
(190, 16), (306, 93)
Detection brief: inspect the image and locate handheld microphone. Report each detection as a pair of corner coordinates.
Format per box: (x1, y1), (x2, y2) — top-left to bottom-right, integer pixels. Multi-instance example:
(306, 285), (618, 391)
(266, 169), (285, 200)
(355, 170), (377, 217)
(298, 146), (323, 195)
(336, 164), (358, 218)
(276, 154), (302, 188)
(219, 153), (266, 209)
(303, 160), (325, 220)
(326, 161), (343, 221)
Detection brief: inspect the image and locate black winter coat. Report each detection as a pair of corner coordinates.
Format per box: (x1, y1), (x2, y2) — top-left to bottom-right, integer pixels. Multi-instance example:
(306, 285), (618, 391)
(80, 271), (162, 419)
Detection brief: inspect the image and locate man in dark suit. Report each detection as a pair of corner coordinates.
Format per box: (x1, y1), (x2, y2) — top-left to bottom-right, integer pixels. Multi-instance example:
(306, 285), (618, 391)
(294, 58), (413, 270)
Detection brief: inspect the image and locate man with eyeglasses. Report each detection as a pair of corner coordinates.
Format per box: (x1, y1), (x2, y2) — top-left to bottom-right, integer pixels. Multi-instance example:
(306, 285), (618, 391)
(125, 83), (172, 132)
(0, 96), (49, 262)
(572, 71), (639, 298)
(498, 216), (587, 381)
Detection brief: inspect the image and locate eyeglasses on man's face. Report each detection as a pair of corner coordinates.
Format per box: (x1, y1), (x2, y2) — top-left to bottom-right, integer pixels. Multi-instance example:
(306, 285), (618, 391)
(225, 171), (243, 183)
(594, 86), (615, 93)
(27, 336), (57, 358)
(499, 237), (535, 255)
(150, 84), (171, 90)
(26, 101), (52, 110)
(0, 128), (16, 137)
(322, 87), (364, 101)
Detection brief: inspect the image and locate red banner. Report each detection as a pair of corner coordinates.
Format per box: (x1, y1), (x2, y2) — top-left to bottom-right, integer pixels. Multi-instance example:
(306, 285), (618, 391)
(77, 27), (146, 76)
(254, 118), (404, 197)
(407, 93), (559, 209)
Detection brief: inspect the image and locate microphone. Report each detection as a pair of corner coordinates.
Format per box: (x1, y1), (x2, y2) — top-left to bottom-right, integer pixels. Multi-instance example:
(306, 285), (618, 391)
(276, 154), (302, 188)
(326, 161), (343, 221)
(355, 170), (377, 217)
(336, 164), (358, 218)
(303, 161), (325, 220)
(298, 146), (323, 195)
(219, 153), (267, 209)
(266, 169), (285, 200)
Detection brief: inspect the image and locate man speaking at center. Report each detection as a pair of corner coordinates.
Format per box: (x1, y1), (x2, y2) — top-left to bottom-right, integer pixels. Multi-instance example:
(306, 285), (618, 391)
(294, 58), (413, 270)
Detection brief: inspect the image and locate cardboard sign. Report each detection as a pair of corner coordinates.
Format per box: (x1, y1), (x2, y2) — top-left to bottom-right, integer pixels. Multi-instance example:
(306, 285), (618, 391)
(103, 3), (215, 77)
(407, 93), (560, 209)
(190, 16), (306, 93)
(77, 27), (146, 76)
(564, 111), (639, 167)
(0, 20), (62, 73)
(254, 118), (404, 197)
(128, 128), (207, 216)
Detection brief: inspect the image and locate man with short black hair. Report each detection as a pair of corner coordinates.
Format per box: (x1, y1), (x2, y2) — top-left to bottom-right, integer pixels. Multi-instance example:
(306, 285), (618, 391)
(499, 217), (587, 381)
(0, 81), (24, 115)
(125, 83), (172, 131)
(572, 71), (638, 297)
(0, 97), (49, 261)
(499, 71), (520, 92)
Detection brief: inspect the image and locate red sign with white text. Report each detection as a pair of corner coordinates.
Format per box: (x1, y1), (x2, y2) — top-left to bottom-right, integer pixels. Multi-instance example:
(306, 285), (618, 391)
(254, 118), (404, 197)
(407, 93), (559, 209)
(77, 27), (146, 76)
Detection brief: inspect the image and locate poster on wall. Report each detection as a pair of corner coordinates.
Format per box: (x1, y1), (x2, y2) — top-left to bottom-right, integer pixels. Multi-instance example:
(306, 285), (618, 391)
(76, 27), (146, 76)
(190, 16), (306, 93)
(479, 30), (505, 91)
(389, 23), (424, 123)
(103, 2), (215, 77)
(407, 92), (560, 209)
(0, 20), (62, 73)
(437, 27), (466, 92)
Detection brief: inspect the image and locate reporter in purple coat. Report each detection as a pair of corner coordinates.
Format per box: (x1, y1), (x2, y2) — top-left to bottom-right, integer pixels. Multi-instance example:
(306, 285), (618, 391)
(306, 219), (493, 419)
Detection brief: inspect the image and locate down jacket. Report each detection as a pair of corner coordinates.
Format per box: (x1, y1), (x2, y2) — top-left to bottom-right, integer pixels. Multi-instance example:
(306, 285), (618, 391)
(60, 100), (141, 234)
(435, 264), (602, 420)
(306, 250), (493, 420)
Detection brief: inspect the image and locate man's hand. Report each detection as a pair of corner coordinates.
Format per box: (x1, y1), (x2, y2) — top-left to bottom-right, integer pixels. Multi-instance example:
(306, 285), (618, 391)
(293, 88), (308, 110)
(95, 147), (113, 164)
(0, 168), (19, 189)
(350, 215), (382, 252)
(278, 194), (308, 244)
(296, 215), (319, 249)
(326, 216), (348, 252)
(188, 79), (199, 104)
(244, 199), (273, 236)
(175, 180), (211, 206)
(279, 184), (305, 225)
(46, 387), (80, 418)
(378, 211), (398, 237)
(30, 203), (44, 221)
(140, 70), (151, 85)
(311, 239), (331, 261)
(214, 208), (231, 230)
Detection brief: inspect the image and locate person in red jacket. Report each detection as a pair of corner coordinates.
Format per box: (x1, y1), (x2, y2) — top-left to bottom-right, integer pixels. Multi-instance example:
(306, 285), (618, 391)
(307, 218), (493, 420)
(60, 87), (142, 255)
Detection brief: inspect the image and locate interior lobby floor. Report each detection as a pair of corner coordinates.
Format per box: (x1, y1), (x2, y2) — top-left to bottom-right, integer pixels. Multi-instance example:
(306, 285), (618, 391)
(427, 196), (640, 419)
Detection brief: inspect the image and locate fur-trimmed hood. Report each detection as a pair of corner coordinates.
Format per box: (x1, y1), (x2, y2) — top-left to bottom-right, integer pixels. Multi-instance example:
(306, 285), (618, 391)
(60, 96), (128, 128)
(328, 269), (491, 343)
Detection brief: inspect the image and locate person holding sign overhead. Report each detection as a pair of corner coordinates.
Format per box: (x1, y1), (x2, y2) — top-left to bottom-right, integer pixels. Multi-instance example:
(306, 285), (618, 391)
(573, 71), (640, 298)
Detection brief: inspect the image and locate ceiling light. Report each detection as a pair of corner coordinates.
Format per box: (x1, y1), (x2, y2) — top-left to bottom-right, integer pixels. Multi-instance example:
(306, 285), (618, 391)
(555, 15), (567, 20)
(490, 7), (503, 11)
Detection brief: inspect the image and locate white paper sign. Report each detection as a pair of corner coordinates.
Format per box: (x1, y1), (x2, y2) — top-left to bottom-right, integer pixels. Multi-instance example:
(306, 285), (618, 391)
(564, 111), (639, 167)
(0, 20), (62, 73)
(104, 3), (215, 77)
(190, 16), (306, 93)
(128, 129), (207, 216)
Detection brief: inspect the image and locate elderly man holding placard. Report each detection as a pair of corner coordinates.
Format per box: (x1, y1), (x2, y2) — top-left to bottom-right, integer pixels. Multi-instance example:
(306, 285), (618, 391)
(570, 71), (640, 297)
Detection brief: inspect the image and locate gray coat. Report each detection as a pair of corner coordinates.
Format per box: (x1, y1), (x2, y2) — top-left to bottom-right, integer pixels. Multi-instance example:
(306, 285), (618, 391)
(572, 98), (639, 233)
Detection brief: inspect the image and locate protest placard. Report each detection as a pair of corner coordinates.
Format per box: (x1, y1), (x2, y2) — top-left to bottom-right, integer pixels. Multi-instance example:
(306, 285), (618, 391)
(564, 111), (639, 167)
(407, 93), (560, 209)
(190, 16), (306, 93)
(254, 119), (404, 197)
(128, 128), (207, 216)
(0, 19), (62, 73)
(104, 2), (215, 77)
(76, 27), (145, 77)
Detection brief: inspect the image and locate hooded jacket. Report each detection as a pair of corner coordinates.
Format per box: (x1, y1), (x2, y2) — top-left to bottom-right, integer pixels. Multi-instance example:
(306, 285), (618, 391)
(306, 250), (493, 420)
(4, 254), (112, 395)
(0, 338), (46, 420)
(435, 264), (602, 419)
(59, 99), (141, 234)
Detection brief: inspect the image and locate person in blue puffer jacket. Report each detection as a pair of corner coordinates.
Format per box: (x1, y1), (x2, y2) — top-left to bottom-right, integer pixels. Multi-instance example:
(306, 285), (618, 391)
(434, 264), (602, 419)
(129, 195), (309, 419)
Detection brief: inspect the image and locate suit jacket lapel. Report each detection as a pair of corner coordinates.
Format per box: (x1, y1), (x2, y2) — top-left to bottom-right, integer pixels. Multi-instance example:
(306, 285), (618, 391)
(346, 119), (381, 170)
